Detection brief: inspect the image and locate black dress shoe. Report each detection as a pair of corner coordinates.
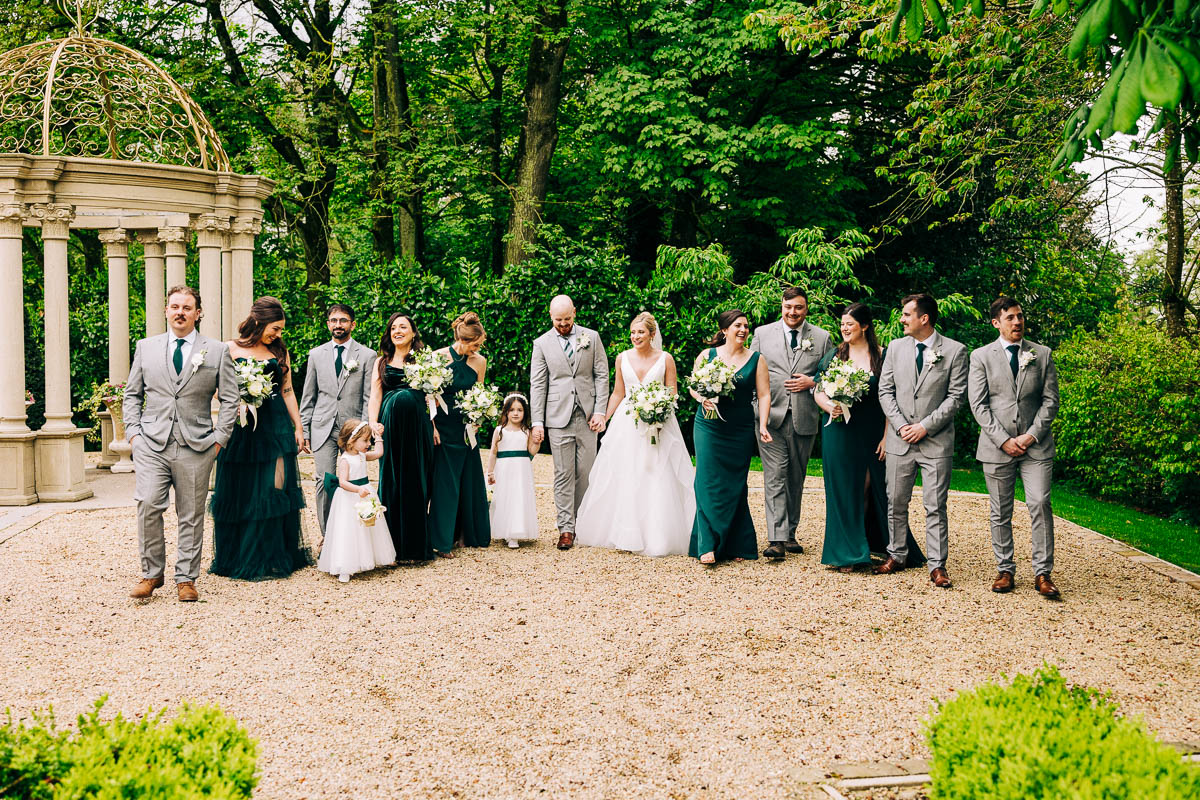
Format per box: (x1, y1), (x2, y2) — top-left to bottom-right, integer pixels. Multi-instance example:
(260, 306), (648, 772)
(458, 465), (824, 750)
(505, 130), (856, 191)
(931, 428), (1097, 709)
(785, 540), (804, 554)
(763, 543), (787, 560)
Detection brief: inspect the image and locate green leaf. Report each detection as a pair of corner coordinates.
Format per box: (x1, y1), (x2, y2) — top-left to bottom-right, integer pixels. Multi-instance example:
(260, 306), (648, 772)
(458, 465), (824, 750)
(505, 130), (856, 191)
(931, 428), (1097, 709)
(889, 0), (911, 43)
(1087, 0), (1113, 48)
(1175, 0), (1192, 23)
(1031, 0), (1052, 18)
(971, 0), (984, 16)
(1141, 36), (1184, 110)
(906, 0), (925, 42)
(923, 0), (949, 33)
(1112, 40), (1146, 133)
(1067, 6), (1093, 61)
(1184, 126), (1199, 162)
(1081, 57), (1127, 138)
(1158, 36), (1200, 97)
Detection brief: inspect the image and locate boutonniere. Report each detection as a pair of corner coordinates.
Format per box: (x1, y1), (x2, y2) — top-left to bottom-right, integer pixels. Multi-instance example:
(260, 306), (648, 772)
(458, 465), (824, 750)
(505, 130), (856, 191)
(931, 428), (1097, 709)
(345, 359), (359, 374)
(927, 348), (944, 366)
(191, 350), (207, 375)
(800, 336), (814, 352)
(1019, 349), (1036, 370)
(576, 333), (591, 351)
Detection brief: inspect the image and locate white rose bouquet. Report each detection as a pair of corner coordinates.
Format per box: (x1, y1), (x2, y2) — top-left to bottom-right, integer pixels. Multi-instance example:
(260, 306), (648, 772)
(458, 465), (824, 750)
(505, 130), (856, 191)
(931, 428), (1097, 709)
(354, 495), (386, 527)
(404, 347), (454, 420)
(625, 380), (678, 445)
(456, 383), (502, 447)
(685, 357), (738, 420)
(818, 357), (871, 425)
(233, 358), (274, 428)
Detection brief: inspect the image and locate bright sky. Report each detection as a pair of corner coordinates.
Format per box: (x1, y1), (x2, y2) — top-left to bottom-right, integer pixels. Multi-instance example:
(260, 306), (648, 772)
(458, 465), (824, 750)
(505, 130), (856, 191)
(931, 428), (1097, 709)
(1080, 138), (1163, 259)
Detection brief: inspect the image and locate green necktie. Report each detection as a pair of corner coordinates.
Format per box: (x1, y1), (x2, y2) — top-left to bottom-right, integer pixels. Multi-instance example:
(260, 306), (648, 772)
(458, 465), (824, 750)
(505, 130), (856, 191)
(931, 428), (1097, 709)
(173, 338), (185, 375)
(789, 328), (798, 350)
(562, 335), (574, 363)
(335, 344), (345, 377)
(915, 342), (926, 374)
(1008, 344), (1019, 378)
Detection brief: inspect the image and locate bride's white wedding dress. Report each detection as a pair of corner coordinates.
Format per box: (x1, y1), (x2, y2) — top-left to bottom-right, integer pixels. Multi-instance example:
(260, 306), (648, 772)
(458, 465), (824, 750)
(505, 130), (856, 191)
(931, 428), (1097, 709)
(575, 351), (696, 557)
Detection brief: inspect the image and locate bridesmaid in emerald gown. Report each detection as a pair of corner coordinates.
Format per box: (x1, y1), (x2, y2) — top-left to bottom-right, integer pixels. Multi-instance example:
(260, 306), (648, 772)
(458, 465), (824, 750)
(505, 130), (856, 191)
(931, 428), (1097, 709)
(814, 303), (925, 571)
(428, 312), (491, 556)
(688, 309), (774, 565)
(368, 313), (435, 562)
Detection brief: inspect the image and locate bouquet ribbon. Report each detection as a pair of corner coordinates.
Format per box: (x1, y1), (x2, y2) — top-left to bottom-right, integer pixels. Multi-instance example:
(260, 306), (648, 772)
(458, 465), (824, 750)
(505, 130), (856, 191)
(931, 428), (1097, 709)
(638, 421), (664, 446)
(237, 402), (260, 430)
(465, 424), (479, 448)
(426, 393), (449, 420)
(700, 396), (726, 422)
(824, 399), (854, 426)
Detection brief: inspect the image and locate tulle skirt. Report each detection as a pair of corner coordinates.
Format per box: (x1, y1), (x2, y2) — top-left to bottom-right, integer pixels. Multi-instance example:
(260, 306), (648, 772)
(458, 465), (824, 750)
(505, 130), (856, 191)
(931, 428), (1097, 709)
(490, 456), (538, 542)
(317, 486), (397, 577)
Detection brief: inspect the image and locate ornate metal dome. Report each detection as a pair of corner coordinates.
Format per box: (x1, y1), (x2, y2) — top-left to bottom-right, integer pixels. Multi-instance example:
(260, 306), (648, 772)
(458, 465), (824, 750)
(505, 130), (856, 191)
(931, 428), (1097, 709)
(0, 1), (230, 171)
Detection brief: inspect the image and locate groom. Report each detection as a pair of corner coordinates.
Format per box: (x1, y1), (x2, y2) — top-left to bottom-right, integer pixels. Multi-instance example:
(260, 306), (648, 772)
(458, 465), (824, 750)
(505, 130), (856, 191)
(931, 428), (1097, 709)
(124, 286), (239, 602)
(750, 287), (831, 559)
(300, 303), (376, 534)
(530, 295), (610, 550)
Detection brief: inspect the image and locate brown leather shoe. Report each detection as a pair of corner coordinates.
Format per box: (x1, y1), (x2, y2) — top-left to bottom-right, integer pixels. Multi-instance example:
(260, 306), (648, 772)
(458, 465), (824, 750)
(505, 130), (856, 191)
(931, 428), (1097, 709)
(556, 531), (575, 550)
(177, 582), (199, 602)
(130, 576), (164, 599)
(1035, 574), (1060, 599)
(992, 571), (1015, 593)
(873, 557), (905, 575)
(930, 567), (953, 588)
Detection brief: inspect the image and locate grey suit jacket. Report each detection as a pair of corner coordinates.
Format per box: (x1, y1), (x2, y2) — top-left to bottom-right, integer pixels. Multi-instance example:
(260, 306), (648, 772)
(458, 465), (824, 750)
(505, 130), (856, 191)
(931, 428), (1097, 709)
(968, 339), (1059, 463)
(300, 338), (377, 447)
(750, 319), (832, 434)
(530, 326), (610, 429)
(123, 332), (239, 452)
(878, 330), (968, 458)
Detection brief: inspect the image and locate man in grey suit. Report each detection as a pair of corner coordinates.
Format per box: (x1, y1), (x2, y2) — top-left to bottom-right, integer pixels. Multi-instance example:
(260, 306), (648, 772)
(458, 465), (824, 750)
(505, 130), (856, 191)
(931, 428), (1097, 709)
(750, 287), (832, 559)
(875, 293), (968, 588)
(124, 286), (238, 602)
(968, 297), (1061, 598)
(530, 295), (610, 550)
(299, 303), (376, 534)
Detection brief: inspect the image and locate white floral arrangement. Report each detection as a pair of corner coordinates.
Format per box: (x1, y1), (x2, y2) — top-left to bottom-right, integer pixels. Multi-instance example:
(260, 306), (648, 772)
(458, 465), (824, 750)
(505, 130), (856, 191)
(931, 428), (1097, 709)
(345, 358), (359, 374)
(576, 332), (591, 351)
(191, 349), (207, 375)
(685, 357), (738, 420)
(354, 495), (386, 526)
(233, 358), (273, 428)
(927, 347), (943, 366)
(404, 347), (454, 420)
(1019, 349), (1036, 370)
(818, 357), (872, 425)
(625, 380), (678, 445)
(800, 336), (814, 352)
(456, 383), (502, 447)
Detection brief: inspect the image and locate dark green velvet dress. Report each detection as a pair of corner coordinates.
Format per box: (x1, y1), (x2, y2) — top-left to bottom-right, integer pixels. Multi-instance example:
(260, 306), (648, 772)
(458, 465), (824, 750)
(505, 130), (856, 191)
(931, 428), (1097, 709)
(210, 358), (312, 580)
(378, 363), (435, 561)
(428, 348), (491, 552)
(689, 349), (760, 562)
(817, 348), (925, 568)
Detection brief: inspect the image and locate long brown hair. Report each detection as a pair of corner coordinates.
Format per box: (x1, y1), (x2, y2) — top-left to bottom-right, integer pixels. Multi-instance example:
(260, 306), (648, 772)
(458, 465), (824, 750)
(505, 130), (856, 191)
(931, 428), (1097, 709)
(236, 296), (290, 378)
(376, 312), (425, 382)
(836, 302), (883, 374)
(706, 309), (748, 347)
(496, 394), (531, 446)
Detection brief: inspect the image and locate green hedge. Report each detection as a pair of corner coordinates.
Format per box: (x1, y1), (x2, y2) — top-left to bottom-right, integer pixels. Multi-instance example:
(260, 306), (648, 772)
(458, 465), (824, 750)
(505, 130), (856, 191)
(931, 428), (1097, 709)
(926, 665), (1200, 799)
(0, 698), (257, 799)
(1054, 321), (1200, 522)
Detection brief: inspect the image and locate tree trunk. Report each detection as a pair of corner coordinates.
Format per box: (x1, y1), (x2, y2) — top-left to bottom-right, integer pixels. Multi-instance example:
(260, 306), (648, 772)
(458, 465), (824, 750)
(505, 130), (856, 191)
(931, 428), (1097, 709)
(486, 11), (508, 275)
(1163, 121), (1187, 338)
(503, 0), (570, 269)
(369, 10), (396, 263)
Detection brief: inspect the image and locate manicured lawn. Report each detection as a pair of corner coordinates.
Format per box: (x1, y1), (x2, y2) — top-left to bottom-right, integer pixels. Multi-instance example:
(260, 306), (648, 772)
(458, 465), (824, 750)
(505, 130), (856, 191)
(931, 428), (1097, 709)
(747, 458), (1200, 574)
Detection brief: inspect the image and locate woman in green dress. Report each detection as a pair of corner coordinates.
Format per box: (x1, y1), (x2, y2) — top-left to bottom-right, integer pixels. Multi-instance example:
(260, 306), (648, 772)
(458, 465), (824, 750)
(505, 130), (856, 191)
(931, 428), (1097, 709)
(368, 313), (435, 562)
(428, 312), (491, 556)
(814, 303), (925, 571)
(210, 297), (312, 580)
(688, 309), (773, 565)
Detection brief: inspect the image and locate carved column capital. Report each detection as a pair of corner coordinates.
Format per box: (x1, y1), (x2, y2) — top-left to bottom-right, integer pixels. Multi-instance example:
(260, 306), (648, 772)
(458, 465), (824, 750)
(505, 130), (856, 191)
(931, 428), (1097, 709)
(230, 216), (262, 237)
(157, 226), (188, 246)
(98, 228), (129, 255)
(0, 203), (25, 237)
(194, 213), (230, 249)
(29, 203), (74, 240)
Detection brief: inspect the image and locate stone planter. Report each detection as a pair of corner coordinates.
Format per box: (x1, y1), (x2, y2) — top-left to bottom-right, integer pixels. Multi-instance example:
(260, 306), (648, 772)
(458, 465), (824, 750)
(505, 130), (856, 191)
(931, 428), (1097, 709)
(104, 400), (135, 474)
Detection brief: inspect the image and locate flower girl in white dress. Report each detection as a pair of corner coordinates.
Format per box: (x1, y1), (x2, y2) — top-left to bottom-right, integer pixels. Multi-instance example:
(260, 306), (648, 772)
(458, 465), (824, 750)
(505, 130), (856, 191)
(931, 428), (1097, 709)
(317, 420), (397, 581)
(576, 313), (696, 556)
(487, 395), (540, 548)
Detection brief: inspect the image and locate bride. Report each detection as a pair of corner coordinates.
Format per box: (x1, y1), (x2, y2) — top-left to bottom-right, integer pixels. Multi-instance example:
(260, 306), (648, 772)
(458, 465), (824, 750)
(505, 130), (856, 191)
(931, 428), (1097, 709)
(575, 312), (696, 557)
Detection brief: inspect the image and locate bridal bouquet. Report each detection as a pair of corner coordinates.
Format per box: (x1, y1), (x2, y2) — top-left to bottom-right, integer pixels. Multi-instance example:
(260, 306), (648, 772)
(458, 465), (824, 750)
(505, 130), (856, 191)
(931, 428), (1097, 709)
(685, 357), (738, 420)
(404, 348), (454, 420)
(355, 495), (385, 527)
(818, 358), (871, 425)
(625, 380), (678, 445)
(456, 383), (502, 447)
(233, 359), (273, 428)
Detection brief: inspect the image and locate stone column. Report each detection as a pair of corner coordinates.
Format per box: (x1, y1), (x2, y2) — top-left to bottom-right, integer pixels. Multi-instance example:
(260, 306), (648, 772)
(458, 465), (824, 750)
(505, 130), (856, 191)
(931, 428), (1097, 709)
(0, 204), (36, 504)
(195, 214), (228, 340)
(160, 226), (188, 291)
(29, 203), (93, 501)
(140, 233), (166, 337)
(221, 236), (234, 341)
(99, 229), (133, 473)
(230, 216), (260, 327)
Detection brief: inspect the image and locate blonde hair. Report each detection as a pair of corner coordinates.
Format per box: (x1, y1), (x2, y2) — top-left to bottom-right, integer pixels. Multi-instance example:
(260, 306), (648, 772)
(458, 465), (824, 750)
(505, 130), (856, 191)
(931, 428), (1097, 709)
(337, 419), (371, 453)
(632, 312), (658, 338)
(452, 311), (486, 344)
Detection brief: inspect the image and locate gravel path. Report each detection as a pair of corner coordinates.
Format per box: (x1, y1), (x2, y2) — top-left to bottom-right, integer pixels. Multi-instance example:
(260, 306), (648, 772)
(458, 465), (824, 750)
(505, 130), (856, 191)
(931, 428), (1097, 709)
(2, 454), (1197, 799)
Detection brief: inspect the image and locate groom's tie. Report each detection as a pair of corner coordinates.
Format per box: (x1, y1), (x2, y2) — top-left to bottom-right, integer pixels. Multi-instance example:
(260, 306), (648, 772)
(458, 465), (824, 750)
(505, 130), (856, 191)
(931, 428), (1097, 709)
(1007, 344), (1020, 379)
(561, 334), (574, 364)
(173, 338), (185, 376)
(915, 342), (926, 374)
(789, 328), (798, 350)
(335, 344), (345, 377)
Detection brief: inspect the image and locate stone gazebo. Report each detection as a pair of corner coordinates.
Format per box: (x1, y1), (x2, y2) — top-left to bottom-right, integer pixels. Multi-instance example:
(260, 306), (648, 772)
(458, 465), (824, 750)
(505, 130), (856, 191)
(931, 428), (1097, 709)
(0, 6), (275, 505)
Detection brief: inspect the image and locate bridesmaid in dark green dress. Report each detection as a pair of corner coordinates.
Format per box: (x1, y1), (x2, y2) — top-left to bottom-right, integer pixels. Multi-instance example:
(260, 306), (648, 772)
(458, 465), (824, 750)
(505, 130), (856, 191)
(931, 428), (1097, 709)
(428, 312), (491, 556)
(368, 313), (435, 562)
(688, 309), (774, 565)
(814, 303), (925, 571)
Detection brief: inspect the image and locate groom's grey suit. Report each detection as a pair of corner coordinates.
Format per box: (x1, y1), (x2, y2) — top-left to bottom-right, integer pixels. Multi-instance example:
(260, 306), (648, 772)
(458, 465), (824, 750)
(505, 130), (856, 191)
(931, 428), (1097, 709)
(530, 325), (609, 533)
(300, 337), (376, 533)
(878, 330), (968, 570)
(124, 332), (239, 583)
(968, 338), (1059, 577)
(750, 320), (831, 543)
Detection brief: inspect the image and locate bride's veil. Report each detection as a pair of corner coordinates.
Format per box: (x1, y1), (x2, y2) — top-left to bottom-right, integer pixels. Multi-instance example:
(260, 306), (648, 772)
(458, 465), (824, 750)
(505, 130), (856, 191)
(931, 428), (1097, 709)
(651, 327), (663, 351)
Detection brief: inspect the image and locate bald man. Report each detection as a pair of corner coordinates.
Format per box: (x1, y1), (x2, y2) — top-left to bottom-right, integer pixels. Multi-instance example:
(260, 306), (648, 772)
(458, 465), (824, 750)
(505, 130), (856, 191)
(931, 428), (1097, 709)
(530, 295), (610, 549)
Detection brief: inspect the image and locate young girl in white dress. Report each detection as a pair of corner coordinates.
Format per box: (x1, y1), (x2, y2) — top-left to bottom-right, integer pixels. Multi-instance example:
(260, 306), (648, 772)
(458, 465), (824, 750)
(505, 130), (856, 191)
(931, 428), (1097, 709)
(487, 394), (540, 548)
(317, 420), (397, 582)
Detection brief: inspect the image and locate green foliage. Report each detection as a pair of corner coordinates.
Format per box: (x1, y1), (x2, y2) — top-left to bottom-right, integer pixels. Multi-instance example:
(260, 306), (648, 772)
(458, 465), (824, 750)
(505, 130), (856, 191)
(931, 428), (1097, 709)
(0, 697), (257, 799)
(925, 664), (1200, 799)
(1054, 319), (1200, 521)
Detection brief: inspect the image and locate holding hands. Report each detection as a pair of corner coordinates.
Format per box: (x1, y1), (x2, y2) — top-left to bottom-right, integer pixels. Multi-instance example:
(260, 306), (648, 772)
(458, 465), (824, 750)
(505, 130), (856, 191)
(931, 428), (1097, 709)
(783, 373), (815, 393)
